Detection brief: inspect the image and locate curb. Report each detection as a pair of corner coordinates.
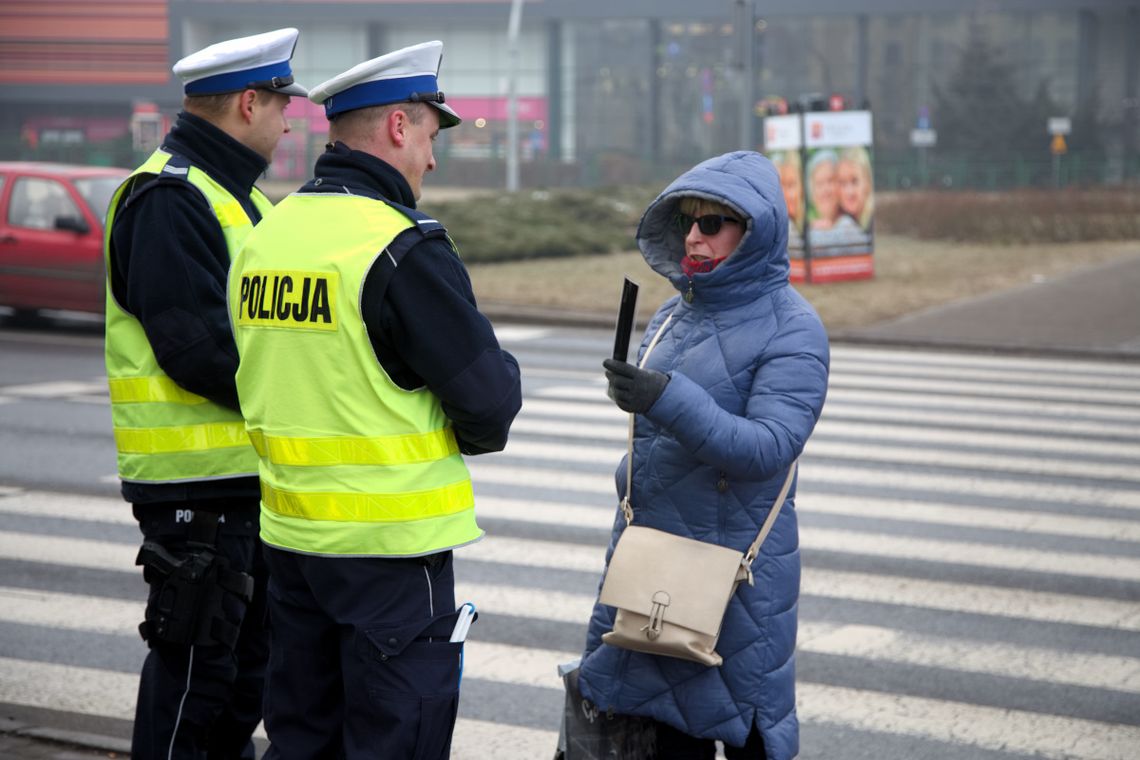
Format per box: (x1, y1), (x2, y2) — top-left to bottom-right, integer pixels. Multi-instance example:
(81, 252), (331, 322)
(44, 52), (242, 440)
(0, 717), (131, 756)
(483, 302), (615, 330)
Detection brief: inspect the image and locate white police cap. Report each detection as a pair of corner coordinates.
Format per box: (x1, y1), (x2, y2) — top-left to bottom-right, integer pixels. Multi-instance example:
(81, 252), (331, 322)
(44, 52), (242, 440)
(173, 28), (308, 97)
(308, 40), (461, 128)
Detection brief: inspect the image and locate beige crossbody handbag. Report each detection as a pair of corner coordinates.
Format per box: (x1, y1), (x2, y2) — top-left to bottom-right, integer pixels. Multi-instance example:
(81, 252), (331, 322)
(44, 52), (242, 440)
(599, 313), (797, 667)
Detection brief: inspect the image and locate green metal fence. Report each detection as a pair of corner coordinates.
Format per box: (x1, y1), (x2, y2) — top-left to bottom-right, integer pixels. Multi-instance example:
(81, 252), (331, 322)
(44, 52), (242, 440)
(4, 134), (1137, 191)
(873, 151), (1140, 191)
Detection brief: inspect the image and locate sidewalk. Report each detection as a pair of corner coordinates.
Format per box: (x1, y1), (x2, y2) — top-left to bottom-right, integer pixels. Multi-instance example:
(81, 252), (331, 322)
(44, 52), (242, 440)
(830, 252), (1140, 361)
(0, 716), (128, 759)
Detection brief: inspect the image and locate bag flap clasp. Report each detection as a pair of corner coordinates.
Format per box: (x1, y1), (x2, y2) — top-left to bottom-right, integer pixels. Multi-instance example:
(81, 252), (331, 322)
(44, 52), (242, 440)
(640, 590), (671, 641)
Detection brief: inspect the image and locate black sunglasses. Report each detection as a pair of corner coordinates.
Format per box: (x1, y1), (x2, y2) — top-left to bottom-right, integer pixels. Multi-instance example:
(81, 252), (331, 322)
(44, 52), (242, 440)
(674, 212), (741, 236)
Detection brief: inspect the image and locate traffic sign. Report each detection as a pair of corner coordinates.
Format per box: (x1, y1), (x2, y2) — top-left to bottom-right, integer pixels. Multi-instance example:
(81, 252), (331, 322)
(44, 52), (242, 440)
(1047, 117), (1071, 135)
(1051, 133), (1068, 155)
(910, 128), (937, 147)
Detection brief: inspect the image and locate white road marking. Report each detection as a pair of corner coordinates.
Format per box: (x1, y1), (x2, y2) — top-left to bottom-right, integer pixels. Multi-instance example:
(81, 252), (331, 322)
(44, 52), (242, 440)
(469, 461), (1140, 510)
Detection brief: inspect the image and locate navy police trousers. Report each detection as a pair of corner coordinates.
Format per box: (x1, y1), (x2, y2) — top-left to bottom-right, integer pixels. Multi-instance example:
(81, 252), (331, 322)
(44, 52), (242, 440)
(131, 501), (268, 760)
(262, 546), (463, 760)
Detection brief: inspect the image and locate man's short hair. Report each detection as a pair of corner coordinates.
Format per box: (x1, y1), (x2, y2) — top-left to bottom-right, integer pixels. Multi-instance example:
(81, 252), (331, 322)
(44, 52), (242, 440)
(182, 91), (239, 119)
(328, 101), (428, 142)
(182, 88), (287, 120)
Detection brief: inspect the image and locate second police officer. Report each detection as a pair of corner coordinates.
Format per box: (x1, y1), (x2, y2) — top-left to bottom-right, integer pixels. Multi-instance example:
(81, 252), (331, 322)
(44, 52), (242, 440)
(227, 40), (522, 759)
(104, 29), (306, 759)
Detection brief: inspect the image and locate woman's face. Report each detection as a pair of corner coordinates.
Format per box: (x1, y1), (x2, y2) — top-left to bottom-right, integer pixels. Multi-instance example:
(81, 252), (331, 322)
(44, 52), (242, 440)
(810, 160), (838, 222)
(779, 163), (802, 221)
(683, 214), (745, 262)
(838, 159), (868, 218)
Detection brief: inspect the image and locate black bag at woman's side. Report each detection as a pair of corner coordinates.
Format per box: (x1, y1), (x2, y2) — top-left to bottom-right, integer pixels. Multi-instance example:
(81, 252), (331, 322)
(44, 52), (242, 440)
(554, 660), (657, 760)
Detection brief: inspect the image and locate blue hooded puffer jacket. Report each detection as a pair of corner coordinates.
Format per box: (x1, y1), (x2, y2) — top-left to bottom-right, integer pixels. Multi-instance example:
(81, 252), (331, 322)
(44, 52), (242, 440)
(577, 151), (829, 758)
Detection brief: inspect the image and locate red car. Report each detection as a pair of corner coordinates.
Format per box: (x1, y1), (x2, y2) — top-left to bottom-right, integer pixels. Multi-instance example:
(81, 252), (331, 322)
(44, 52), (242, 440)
(0, 161), (130, 317)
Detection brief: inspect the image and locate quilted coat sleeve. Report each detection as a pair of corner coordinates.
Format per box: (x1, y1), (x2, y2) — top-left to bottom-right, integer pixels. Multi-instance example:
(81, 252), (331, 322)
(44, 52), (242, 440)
(644, 309), (829, 479)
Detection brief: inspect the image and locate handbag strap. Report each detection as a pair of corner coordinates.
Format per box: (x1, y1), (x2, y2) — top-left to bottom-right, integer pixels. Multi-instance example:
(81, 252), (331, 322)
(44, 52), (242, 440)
(617, 311), (798, 581)
(620, 313), (673, 524)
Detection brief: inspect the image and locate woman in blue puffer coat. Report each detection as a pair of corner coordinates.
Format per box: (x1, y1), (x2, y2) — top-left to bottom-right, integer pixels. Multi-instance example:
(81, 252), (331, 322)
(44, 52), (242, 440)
(578, 151), (829, 760)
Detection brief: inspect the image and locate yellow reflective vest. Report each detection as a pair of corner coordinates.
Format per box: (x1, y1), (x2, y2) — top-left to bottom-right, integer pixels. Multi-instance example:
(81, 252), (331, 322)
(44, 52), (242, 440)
(104, 149), (267, 484)
(228, 191), (480, 557)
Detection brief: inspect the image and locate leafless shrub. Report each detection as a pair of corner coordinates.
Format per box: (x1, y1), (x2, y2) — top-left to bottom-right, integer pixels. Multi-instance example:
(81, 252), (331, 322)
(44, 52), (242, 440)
(876, 190), (1140, 244)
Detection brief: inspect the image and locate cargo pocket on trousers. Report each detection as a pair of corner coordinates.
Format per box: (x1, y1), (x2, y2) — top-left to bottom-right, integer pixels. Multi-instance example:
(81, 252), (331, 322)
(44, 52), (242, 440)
(360, 615), (462, 760)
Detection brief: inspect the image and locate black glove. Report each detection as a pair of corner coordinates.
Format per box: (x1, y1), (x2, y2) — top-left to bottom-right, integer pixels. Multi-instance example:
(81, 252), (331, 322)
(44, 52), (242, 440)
(603, 358), (669, 414)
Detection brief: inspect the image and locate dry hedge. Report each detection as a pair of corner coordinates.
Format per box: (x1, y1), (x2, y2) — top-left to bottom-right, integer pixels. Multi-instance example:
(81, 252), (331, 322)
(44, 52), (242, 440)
(876, 189), (1140, 244)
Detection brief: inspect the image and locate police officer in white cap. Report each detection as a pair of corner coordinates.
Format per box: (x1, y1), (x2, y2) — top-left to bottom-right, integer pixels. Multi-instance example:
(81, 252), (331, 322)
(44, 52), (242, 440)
(103, 27), (306, 760)
(227, 41), (520, 759)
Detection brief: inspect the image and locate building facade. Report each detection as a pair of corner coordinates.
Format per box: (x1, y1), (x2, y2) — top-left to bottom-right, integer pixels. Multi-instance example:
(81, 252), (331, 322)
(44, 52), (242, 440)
(1, 0), (1136, 188)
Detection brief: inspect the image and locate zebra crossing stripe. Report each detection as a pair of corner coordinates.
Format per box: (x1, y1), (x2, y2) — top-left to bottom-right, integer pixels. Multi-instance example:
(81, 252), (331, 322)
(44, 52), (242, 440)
(510, 414), (1140, 460)
(523, 395), (1140, 439)
(532, 383), (1140, 419)
(0, 585), (141, 634)
(831, 374), (1140, 406)
(829, 355), (1140, 389)
(480, 492), (1140, 544)
(10, 517), (1137, 589)
(794, 494), (1140, 543)
(818, 403), (1140, 436)
(797, 622), (1140, 694)
(1, 644), (1138, 760)
(470, 528), (1140, 584)
(818, 345), (1140, 377)
(0, 381), (107, 398)
(799, 682), (1140, 760)
(469, 461), (1140, 510)
(498, 436), (1140, 483)
(0, 491), (133, 525)
(826, 386), (1140, 423)
(7, 488), (1138, 545)
(5, 582), (1139, 700)
(0, 656), (136, 719)
(6, 521), (1137, 633)
(802, 568), (1140, 630)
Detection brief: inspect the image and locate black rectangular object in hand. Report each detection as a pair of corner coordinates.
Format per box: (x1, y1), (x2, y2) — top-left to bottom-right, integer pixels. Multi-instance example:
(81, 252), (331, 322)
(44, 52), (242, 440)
(612, 278), (639, 362)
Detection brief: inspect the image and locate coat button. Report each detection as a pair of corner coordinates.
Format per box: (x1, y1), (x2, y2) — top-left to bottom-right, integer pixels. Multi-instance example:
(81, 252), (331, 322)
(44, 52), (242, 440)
(388, 637), (398, 646)
(716, 476), (728, 492)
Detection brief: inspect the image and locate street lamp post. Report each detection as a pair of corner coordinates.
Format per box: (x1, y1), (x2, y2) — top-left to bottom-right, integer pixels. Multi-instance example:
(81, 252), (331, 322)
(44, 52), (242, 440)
(735, 0), (755, 151)
(506, 0), (525, 193)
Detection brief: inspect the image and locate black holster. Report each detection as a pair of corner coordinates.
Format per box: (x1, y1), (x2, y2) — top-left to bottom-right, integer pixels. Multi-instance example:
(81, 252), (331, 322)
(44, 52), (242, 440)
(135, 513), (254, 649)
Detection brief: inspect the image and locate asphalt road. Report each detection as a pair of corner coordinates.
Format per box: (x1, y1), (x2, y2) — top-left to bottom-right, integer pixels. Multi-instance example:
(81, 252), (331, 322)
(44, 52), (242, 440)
(1, 313), (1139, 759)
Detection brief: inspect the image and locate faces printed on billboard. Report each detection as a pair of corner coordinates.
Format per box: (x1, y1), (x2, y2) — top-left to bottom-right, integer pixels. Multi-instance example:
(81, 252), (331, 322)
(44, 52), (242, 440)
(805, 146), (873, 256)
(769, 150), (804, 254)
(837, 145), (874, 231)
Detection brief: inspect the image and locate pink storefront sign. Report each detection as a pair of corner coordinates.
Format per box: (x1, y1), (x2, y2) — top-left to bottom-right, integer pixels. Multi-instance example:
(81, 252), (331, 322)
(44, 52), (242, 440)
(294, 95), (548, 133)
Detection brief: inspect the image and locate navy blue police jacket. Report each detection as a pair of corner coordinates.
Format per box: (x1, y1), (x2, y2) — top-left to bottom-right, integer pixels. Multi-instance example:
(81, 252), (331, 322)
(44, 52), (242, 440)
(300, 141), (522, 456)
(108, 112), (266, 505)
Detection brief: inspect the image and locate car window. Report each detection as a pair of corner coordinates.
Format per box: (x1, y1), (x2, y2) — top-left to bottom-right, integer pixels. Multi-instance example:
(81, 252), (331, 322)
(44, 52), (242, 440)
(8, 177), (81, 230)
(74, 177), (124, 223)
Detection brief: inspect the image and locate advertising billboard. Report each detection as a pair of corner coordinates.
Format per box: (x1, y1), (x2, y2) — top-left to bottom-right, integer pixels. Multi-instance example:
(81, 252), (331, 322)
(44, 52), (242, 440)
(764, 110), (875, 283)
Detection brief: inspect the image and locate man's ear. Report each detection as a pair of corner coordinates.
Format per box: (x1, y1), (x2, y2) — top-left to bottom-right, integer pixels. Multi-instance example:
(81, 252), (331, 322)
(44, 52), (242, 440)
(387, 109), (408, 147)
(237, 89), (259, 125)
